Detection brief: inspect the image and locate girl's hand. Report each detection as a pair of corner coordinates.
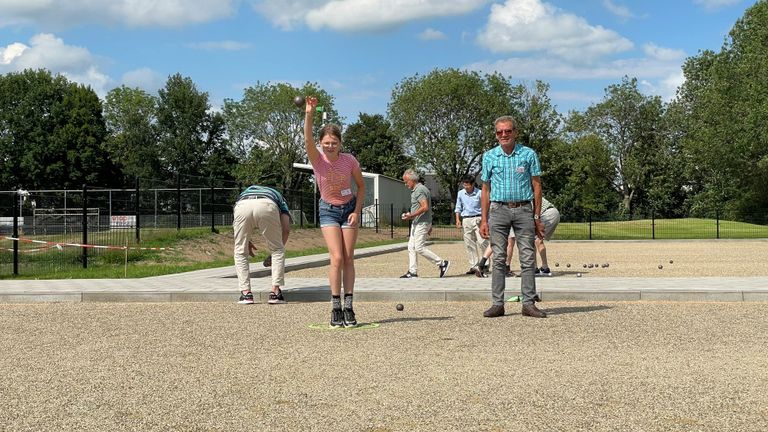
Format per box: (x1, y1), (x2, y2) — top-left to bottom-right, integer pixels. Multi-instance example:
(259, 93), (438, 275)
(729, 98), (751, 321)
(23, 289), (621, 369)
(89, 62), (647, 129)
(305, 96), (318, 113)
(347, 212), (359, 227)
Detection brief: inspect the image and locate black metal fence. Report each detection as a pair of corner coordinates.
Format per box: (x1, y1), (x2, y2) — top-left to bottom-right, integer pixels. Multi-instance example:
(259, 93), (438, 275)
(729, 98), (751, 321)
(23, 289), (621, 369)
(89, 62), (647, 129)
(2, 183), (767, 278)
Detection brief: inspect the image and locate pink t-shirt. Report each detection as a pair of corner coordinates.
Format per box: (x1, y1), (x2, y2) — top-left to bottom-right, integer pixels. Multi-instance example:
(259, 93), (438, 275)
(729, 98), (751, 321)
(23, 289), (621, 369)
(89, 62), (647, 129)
(311, 151), (360, 205)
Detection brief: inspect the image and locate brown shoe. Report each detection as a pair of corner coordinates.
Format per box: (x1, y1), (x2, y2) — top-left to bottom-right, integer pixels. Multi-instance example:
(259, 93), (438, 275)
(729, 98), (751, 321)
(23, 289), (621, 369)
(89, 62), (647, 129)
(483, 304), (505, 318)
(521, 303), (547, 318)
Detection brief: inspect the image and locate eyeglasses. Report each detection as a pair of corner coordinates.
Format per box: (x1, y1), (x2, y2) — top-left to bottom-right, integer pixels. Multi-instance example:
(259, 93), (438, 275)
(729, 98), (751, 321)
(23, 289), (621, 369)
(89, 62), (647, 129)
(495, 129), (515, 136)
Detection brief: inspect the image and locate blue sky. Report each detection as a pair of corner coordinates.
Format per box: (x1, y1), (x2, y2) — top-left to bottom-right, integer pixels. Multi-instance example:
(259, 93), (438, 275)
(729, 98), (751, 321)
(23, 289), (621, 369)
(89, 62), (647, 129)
(0, 0), (753, 123)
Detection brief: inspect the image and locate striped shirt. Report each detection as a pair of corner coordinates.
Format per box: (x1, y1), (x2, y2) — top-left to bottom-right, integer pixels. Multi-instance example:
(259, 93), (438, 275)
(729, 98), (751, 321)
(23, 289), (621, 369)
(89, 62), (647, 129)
(238, 186), (290, 215)
(481, 143), (541, 202)
(311, 151), (360, 206)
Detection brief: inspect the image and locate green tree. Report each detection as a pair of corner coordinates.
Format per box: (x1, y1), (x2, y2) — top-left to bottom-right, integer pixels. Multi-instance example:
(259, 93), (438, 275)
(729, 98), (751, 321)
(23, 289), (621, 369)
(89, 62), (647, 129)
(342, 113), (412, 178)
(156, 74), (213, 177)
(103, 86), (161, 180)
(222, 81), (338, 189)
(0, 69), (116, 189)
(388, 68), (511, 200)
(51, 83), (116, 189)
(510, 80), (564, 197)
(674, 1), (768, 221)
(569, 77), (666, 216)
(555, 135), (620, 220)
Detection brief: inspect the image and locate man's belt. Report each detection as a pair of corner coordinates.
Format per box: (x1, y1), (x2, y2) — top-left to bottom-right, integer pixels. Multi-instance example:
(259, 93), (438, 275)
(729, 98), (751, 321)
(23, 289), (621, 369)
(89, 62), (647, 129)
(492, 201), (530, 208)
(462, 214), (482, 218)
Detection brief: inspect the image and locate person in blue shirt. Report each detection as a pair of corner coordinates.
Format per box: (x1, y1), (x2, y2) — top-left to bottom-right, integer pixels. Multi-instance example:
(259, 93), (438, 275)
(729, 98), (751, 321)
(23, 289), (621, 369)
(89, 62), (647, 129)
(233, 185), (292, 305)
(454, 174), (490, 275)
(479, 116), (547, 318)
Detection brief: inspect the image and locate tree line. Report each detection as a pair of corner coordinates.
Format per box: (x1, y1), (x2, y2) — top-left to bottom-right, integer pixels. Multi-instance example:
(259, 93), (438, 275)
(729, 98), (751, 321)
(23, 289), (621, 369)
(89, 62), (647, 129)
(2, 2), (767, 223)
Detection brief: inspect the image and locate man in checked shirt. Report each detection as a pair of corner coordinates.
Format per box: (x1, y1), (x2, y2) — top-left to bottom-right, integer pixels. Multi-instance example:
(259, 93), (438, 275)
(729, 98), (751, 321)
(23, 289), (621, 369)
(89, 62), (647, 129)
(478, 116), (547, 319)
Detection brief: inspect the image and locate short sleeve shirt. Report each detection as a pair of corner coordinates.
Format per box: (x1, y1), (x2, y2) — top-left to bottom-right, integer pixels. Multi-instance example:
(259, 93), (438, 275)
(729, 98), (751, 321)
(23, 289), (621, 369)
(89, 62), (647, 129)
(310, 152), (360, 206)
(410, 183), (432, 225)
(481, 143), (541, 202)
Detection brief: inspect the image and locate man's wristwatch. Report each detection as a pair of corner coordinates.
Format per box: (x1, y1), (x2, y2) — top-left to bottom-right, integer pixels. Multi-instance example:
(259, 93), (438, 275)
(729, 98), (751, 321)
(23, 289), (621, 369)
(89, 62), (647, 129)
(533, 214), (540, 220)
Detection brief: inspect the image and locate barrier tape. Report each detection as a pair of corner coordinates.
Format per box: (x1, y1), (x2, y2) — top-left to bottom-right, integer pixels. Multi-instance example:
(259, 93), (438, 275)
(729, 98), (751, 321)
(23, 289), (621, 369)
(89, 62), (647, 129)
(1, 236), (180, 251)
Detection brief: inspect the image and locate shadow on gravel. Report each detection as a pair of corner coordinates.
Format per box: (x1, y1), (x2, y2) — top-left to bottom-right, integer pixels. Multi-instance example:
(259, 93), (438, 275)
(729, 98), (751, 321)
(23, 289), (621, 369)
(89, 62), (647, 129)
(542, 305), (612, 316)
(376, 316), (454, 324)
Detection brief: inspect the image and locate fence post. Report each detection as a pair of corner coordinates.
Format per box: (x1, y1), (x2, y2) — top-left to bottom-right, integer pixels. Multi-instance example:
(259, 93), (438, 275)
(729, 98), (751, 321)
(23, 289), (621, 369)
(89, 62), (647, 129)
(210, 179), (216, 233)
(375, 198), (379, 233)
(390, 203), (394, 239)
(716, 209), (720, 239)
(652, 210), (656, 240)
(176, 173), (182, 231)
(135, 177), (141, 242)
(299, 192), (304, 228)
(588, 212), (593, 240)
(12, 189), (19, 276)
(82, 184), (88, 269)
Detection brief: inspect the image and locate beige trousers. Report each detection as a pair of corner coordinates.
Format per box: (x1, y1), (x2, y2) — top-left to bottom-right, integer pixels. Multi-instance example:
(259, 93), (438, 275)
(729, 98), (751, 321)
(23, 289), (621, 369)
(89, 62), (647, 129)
(233, 198), (285, 291)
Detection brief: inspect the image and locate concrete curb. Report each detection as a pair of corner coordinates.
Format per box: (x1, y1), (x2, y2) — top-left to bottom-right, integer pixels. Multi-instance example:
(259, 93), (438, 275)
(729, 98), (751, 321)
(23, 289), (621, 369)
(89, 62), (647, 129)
(2, 242), (768, 303)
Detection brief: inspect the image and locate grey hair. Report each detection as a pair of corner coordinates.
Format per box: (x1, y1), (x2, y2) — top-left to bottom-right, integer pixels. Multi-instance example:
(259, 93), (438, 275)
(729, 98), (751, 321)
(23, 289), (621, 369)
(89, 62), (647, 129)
(403, 169), (420, 182)
(494, 115), (517, 128)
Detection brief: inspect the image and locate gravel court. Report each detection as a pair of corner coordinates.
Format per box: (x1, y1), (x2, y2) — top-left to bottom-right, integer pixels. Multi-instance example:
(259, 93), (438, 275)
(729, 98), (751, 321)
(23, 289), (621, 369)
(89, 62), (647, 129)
(286, 240), (768, 278)
(2, 301), (767, 431)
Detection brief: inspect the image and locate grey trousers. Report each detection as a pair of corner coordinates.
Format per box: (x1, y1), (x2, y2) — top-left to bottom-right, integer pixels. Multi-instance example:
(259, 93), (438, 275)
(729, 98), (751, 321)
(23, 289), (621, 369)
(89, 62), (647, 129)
(489, 202), (537, 305)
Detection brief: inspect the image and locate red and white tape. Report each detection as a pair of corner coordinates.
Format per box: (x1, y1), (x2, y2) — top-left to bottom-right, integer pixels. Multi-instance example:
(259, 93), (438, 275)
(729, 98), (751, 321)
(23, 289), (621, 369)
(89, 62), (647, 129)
(2, 236), (180, 251)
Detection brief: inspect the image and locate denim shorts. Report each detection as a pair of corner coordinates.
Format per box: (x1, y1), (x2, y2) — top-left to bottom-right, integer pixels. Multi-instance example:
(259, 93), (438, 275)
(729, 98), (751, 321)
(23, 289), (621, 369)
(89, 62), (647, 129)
(319, 197), (357, 228)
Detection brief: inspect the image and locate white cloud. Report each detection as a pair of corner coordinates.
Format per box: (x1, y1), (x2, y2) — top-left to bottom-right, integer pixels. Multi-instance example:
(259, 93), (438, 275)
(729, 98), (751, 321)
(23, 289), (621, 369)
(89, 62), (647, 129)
(476, 0), (633, 62)
(602, 0), (634, 19)
(1, 42), (27, 64)
(693, 0), (742, 11)
(643, 43), (686, 62)
(418, 28), (447, 41)
(0, 0), (237, 28)
(250, 0), (324, 30)
(121, 67), (165, 92)
(186, 41), (252, 51)
(251, 0), (488, 32)
(0, 33), (111, 95)
(466, 42), (687, 102)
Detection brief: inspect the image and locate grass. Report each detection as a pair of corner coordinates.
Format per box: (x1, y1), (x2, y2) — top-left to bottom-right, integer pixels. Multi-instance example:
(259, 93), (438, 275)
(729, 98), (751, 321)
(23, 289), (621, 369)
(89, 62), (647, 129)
(0, 227), (407, 280)
(556, 218), (768, 240)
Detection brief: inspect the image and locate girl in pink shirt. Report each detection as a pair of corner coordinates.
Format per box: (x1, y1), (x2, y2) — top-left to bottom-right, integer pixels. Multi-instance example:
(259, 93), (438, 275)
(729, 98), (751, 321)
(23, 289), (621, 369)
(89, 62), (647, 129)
(304, 96), (365, 328)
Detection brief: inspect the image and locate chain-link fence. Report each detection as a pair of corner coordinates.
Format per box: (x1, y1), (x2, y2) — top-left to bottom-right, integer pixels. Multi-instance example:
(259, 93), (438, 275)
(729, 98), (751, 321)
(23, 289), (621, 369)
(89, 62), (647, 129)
(2, 185), (767, 277)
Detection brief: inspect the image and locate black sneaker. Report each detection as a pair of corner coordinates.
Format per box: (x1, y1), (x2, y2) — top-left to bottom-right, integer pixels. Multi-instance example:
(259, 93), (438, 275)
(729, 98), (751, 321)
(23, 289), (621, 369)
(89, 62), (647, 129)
(343, 308), (357, 327)
(534, 267), (541, 276)
(267, 289), (285, 304)
(539, 267), (552, 277)
(399, 271), (418, 278)
(238, 292), (254, 305)
(330, 308), (344, 328)
(263, 255), (272, 267)
(439, 260), (450, 278)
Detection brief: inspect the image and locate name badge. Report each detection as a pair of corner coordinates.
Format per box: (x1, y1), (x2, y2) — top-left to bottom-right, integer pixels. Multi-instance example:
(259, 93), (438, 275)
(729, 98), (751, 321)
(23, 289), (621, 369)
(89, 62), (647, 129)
(340, 188), (352, 196)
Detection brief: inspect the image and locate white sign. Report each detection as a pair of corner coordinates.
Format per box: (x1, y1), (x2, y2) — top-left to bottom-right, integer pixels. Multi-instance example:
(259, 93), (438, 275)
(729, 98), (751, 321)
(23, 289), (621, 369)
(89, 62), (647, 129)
(110, 215), (136, 229)
(0, 217), (23, 227)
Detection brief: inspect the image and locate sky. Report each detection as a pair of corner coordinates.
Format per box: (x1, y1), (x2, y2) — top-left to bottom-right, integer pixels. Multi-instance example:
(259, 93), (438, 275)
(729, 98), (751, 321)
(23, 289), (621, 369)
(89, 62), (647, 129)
(0, 0), (754, 124)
